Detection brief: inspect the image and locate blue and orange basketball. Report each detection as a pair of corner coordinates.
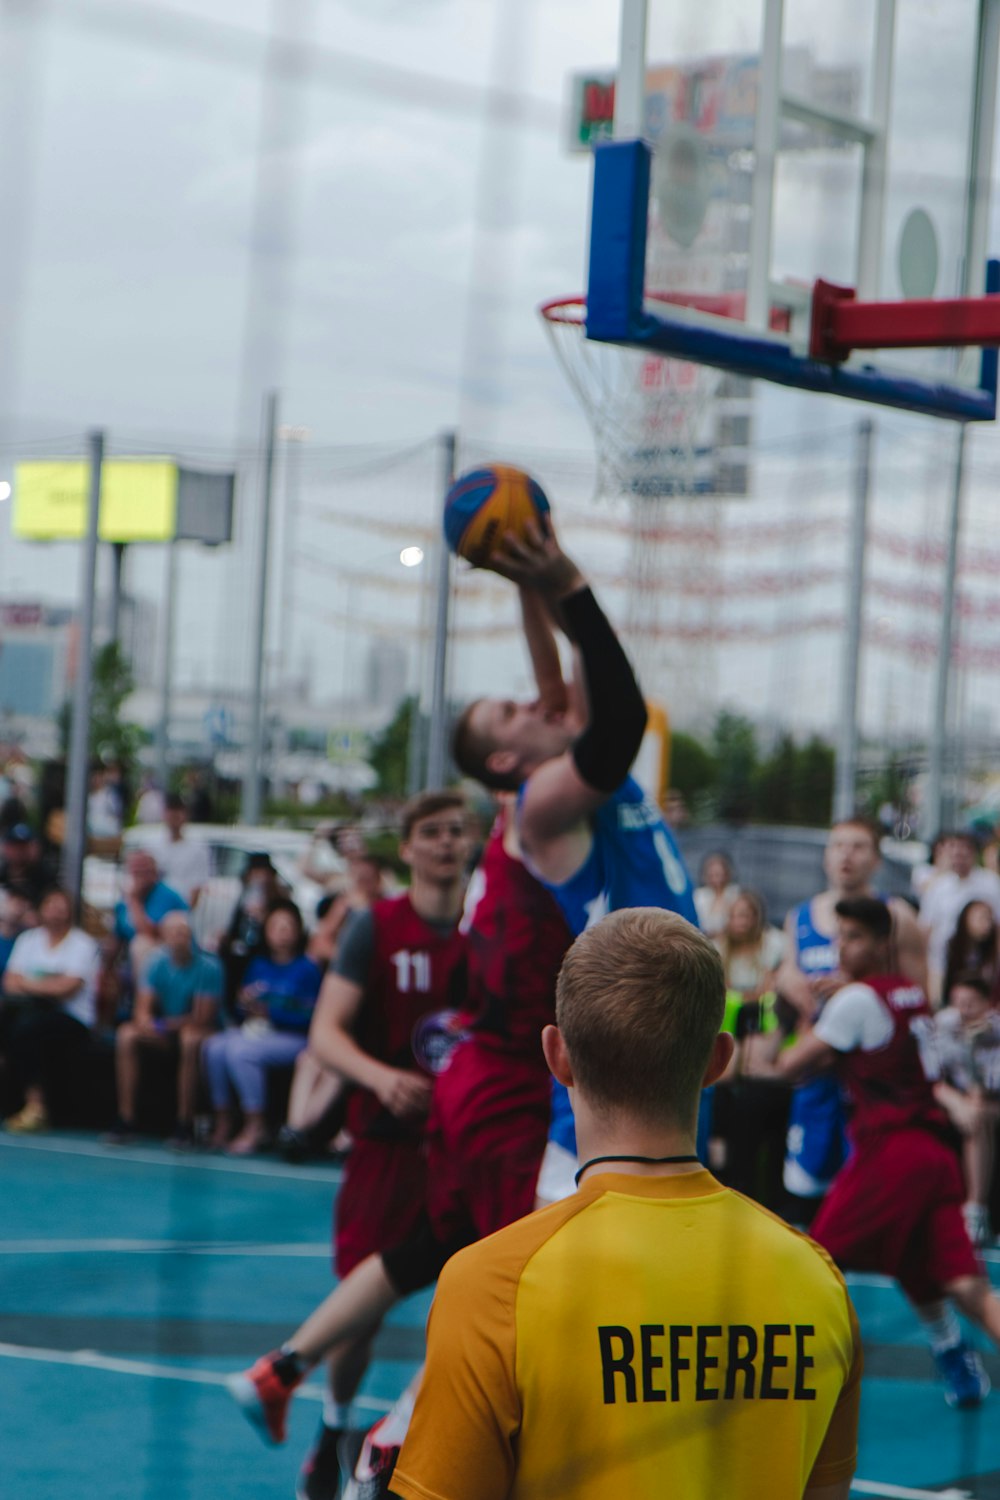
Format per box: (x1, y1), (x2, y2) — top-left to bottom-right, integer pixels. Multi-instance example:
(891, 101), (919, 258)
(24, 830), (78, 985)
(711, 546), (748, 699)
(443, 464), (551, 566)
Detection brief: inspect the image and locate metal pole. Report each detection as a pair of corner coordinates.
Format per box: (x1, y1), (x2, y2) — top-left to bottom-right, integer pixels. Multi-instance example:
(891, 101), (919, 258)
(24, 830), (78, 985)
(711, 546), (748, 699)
(108, 541), (126, 647)
(155, 539), (179, 789)
(425, 431), (457, 788)
(241, 390), (280, 825)
(834, 418), (874, 821)
(926, 424), (968, 832)
(62, 431), (104, 912)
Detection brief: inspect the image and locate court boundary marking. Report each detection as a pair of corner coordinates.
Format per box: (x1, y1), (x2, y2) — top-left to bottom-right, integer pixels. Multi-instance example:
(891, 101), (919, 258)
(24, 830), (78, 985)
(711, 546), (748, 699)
(0, 1341), (392, 1413)
(0, 1239), (333, 1256)
(0, 1133), (343, 1184)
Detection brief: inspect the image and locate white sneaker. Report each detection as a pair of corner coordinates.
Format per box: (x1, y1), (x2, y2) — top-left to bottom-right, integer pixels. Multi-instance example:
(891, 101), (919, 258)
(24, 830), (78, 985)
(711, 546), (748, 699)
(963, 1201), (993, 1249)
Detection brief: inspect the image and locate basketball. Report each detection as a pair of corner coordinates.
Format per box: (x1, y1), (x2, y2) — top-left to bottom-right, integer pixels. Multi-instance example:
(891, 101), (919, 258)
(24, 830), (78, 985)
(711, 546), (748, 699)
(443, 464), (551, 566)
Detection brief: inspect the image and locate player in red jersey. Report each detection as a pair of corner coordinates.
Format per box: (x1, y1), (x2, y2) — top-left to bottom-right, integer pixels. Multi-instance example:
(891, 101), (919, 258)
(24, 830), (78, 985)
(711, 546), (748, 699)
(265, 790), (470, 1499)
(763, 896), (1000, 1410)
(229, 805), (572, 1495)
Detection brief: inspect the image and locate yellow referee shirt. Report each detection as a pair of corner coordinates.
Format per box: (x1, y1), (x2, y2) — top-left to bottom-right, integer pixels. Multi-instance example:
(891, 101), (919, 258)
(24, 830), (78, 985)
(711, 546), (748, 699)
(392, 1170), (861, 1500)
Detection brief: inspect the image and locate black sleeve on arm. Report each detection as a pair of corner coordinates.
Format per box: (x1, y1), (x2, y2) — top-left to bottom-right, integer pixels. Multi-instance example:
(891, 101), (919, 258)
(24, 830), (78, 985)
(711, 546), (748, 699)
(560, 586), (648, 794)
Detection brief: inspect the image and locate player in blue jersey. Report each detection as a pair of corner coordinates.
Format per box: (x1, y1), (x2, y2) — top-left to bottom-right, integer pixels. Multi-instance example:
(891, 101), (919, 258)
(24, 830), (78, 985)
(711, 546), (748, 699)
(773, 816), (927, 1224)
(451, 519), (699, 1198)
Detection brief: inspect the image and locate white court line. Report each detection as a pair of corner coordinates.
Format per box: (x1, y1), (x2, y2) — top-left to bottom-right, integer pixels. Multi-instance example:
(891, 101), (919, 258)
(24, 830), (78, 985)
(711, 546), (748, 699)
(851, 1482), (972, 1499)
(0, 1239), (332, 1257)
(0, 1133), (343, 1185)
(0, 1342), (391, 1413)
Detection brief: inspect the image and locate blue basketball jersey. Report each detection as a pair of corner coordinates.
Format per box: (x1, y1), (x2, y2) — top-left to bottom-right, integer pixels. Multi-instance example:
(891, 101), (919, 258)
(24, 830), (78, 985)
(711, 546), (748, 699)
(533, 775), (698, 936)
(784, 897), (848, 1198)
(522, 776), (698, 1156)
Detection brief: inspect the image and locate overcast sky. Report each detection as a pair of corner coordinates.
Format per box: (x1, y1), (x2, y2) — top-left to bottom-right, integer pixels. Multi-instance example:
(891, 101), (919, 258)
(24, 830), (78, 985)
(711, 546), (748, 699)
(3, 0), (1000, 749)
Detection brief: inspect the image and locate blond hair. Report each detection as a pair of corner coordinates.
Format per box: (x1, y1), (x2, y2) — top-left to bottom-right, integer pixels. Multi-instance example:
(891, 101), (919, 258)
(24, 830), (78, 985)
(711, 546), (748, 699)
(556, 908), (725, 1125)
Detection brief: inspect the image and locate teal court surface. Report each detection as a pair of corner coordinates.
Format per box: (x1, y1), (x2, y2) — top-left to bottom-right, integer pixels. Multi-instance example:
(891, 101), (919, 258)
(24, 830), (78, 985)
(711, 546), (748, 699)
(2, 1133), (1000, 1500)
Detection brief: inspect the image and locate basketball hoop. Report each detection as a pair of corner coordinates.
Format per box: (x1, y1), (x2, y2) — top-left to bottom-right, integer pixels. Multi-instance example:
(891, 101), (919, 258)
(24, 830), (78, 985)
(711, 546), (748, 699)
(540, 294), (725, 501)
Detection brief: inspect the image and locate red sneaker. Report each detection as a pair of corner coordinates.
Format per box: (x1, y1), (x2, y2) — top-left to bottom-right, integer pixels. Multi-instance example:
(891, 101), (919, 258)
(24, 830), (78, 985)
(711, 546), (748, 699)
(226, 1351), (301, 1445)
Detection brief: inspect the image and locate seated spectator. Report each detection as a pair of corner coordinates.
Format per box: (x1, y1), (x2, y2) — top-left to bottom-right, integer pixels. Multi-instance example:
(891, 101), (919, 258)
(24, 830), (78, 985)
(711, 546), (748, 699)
(218, 854), (286, 1012)
(108, 911), (221, 1148)
(114, 849), (188, 991)
(0, 889), (37, 980)
(919, 972), (1000, 1248)
(943, 901), (999, 1001)
(1, 887), (99, 1132)
(153, 794), (212, 907)
(919, 831), (1000, 1002)
(0, 823), (50, 907)
(693, 852), (739, 938)
(203, 900), (322, 1156)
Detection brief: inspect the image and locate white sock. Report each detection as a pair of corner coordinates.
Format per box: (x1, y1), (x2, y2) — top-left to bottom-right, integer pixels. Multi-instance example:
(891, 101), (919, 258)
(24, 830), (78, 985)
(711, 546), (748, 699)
(916, 1302), (962, 1354)
(322, 1393), (351, 1431)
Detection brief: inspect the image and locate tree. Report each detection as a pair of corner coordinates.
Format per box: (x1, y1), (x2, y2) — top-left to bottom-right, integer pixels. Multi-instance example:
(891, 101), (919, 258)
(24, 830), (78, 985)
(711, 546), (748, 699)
(59, 642), (145, 787)
(668, 730), (718, 799)
(790, 736), (835, 827)
(753, 733), (797, 824)
(712, 711), (758, 824)
(368, 696), (417, 796)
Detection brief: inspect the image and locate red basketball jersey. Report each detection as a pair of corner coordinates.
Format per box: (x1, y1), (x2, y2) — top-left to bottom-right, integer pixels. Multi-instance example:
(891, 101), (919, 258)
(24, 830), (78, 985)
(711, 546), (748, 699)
(346, 894), (467, 1143)
(836, 973), (947, 1143)
(458, 811), (572, 1056)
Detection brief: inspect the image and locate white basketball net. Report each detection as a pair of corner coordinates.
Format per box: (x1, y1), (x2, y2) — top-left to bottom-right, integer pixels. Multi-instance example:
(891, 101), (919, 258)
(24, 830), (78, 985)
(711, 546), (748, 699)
(540, 298), (723, 501)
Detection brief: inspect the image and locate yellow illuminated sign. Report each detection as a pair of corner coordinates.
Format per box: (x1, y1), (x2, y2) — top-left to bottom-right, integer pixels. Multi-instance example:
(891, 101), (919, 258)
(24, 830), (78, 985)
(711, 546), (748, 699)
(13, 459), (179, 542)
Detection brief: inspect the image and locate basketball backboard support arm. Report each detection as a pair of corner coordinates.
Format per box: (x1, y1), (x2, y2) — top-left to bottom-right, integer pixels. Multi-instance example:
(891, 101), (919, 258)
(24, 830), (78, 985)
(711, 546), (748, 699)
(586, 0), (1000, 423)
(586, 138), (1000, 422)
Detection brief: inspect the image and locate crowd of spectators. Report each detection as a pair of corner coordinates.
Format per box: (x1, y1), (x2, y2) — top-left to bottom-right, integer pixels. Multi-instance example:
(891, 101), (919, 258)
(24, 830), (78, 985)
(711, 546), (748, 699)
(2, 772), (999, 1243)
(0, 786), (388, 1157)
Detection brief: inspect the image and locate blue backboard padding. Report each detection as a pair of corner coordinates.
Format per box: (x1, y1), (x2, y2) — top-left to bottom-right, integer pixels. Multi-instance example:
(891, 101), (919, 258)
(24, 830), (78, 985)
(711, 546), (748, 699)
(586, 138), (998, 423)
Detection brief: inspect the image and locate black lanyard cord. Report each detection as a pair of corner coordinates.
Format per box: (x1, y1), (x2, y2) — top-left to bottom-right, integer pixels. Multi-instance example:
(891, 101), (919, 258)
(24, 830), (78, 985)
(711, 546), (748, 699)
(574, 1153), (700, 1188)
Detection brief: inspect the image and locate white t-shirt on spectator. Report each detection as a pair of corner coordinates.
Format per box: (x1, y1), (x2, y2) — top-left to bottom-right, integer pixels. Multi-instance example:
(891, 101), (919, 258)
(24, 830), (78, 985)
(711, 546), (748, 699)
(6, 926), (100, 1027)
(813, 982), (894, 1053)
(154, 837), (212, 904)
(919, 868), (1000, 977)
(724, 926), (788, 992)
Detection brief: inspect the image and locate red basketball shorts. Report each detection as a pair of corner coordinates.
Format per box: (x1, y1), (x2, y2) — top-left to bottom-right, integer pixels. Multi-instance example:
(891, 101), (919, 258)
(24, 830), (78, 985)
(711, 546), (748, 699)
(810, 1127), (981, 1305)
(334, 1135), (428, 1279)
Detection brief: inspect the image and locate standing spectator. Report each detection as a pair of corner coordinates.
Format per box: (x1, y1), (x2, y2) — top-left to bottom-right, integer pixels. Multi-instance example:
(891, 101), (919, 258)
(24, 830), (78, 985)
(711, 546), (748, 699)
(108, 910), (221, 1147)
(218, 854), (286, 1011)
(283, 862), (389, 1162)
(913, 834), (952, 903)
(920, 832), (1000, 1002)
(921, 973), (1000, 1248)
(87, 763), (123, 842)
(203, 900), (322, 1155)
(134, 774), (166, 826)
(1, 887), (99, 1132)
(713, 890), (790, 1205)
(113, 849), (188, 991)
(153, 794), (212, 907)
(693, 852), (740, 938)
(0, 824), (49, 907)
(942, 901), (1000, 1002)
(718, 889), (786, 997)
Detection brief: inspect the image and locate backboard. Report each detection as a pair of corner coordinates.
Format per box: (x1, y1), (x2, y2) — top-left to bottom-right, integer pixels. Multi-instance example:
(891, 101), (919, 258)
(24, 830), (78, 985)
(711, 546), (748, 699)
(582, 0), (1000, 422)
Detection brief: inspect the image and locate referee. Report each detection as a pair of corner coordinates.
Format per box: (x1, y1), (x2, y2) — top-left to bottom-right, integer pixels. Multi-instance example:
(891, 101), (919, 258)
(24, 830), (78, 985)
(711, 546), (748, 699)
(391, 908), (861, 1500)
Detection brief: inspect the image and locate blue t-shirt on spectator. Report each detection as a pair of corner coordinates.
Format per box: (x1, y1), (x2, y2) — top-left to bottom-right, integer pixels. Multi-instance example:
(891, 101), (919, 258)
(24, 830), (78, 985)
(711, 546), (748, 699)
(0, 933), (15, 980)
(114, 881), (188, 943)
(145, 947), (223, 1020)
(243, 954), (322, 1033)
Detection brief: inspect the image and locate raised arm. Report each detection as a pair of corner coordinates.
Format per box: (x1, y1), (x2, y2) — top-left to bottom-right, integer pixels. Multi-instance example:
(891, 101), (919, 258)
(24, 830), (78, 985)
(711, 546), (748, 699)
(488, 524), (648, 877)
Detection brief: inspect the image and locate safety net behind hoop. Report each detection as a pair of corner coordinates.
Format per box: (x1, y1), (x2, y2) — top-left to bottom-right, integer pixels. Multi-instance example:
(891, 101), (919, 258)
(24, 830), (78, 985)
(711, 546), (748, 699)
(539, 297), (723, 502)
